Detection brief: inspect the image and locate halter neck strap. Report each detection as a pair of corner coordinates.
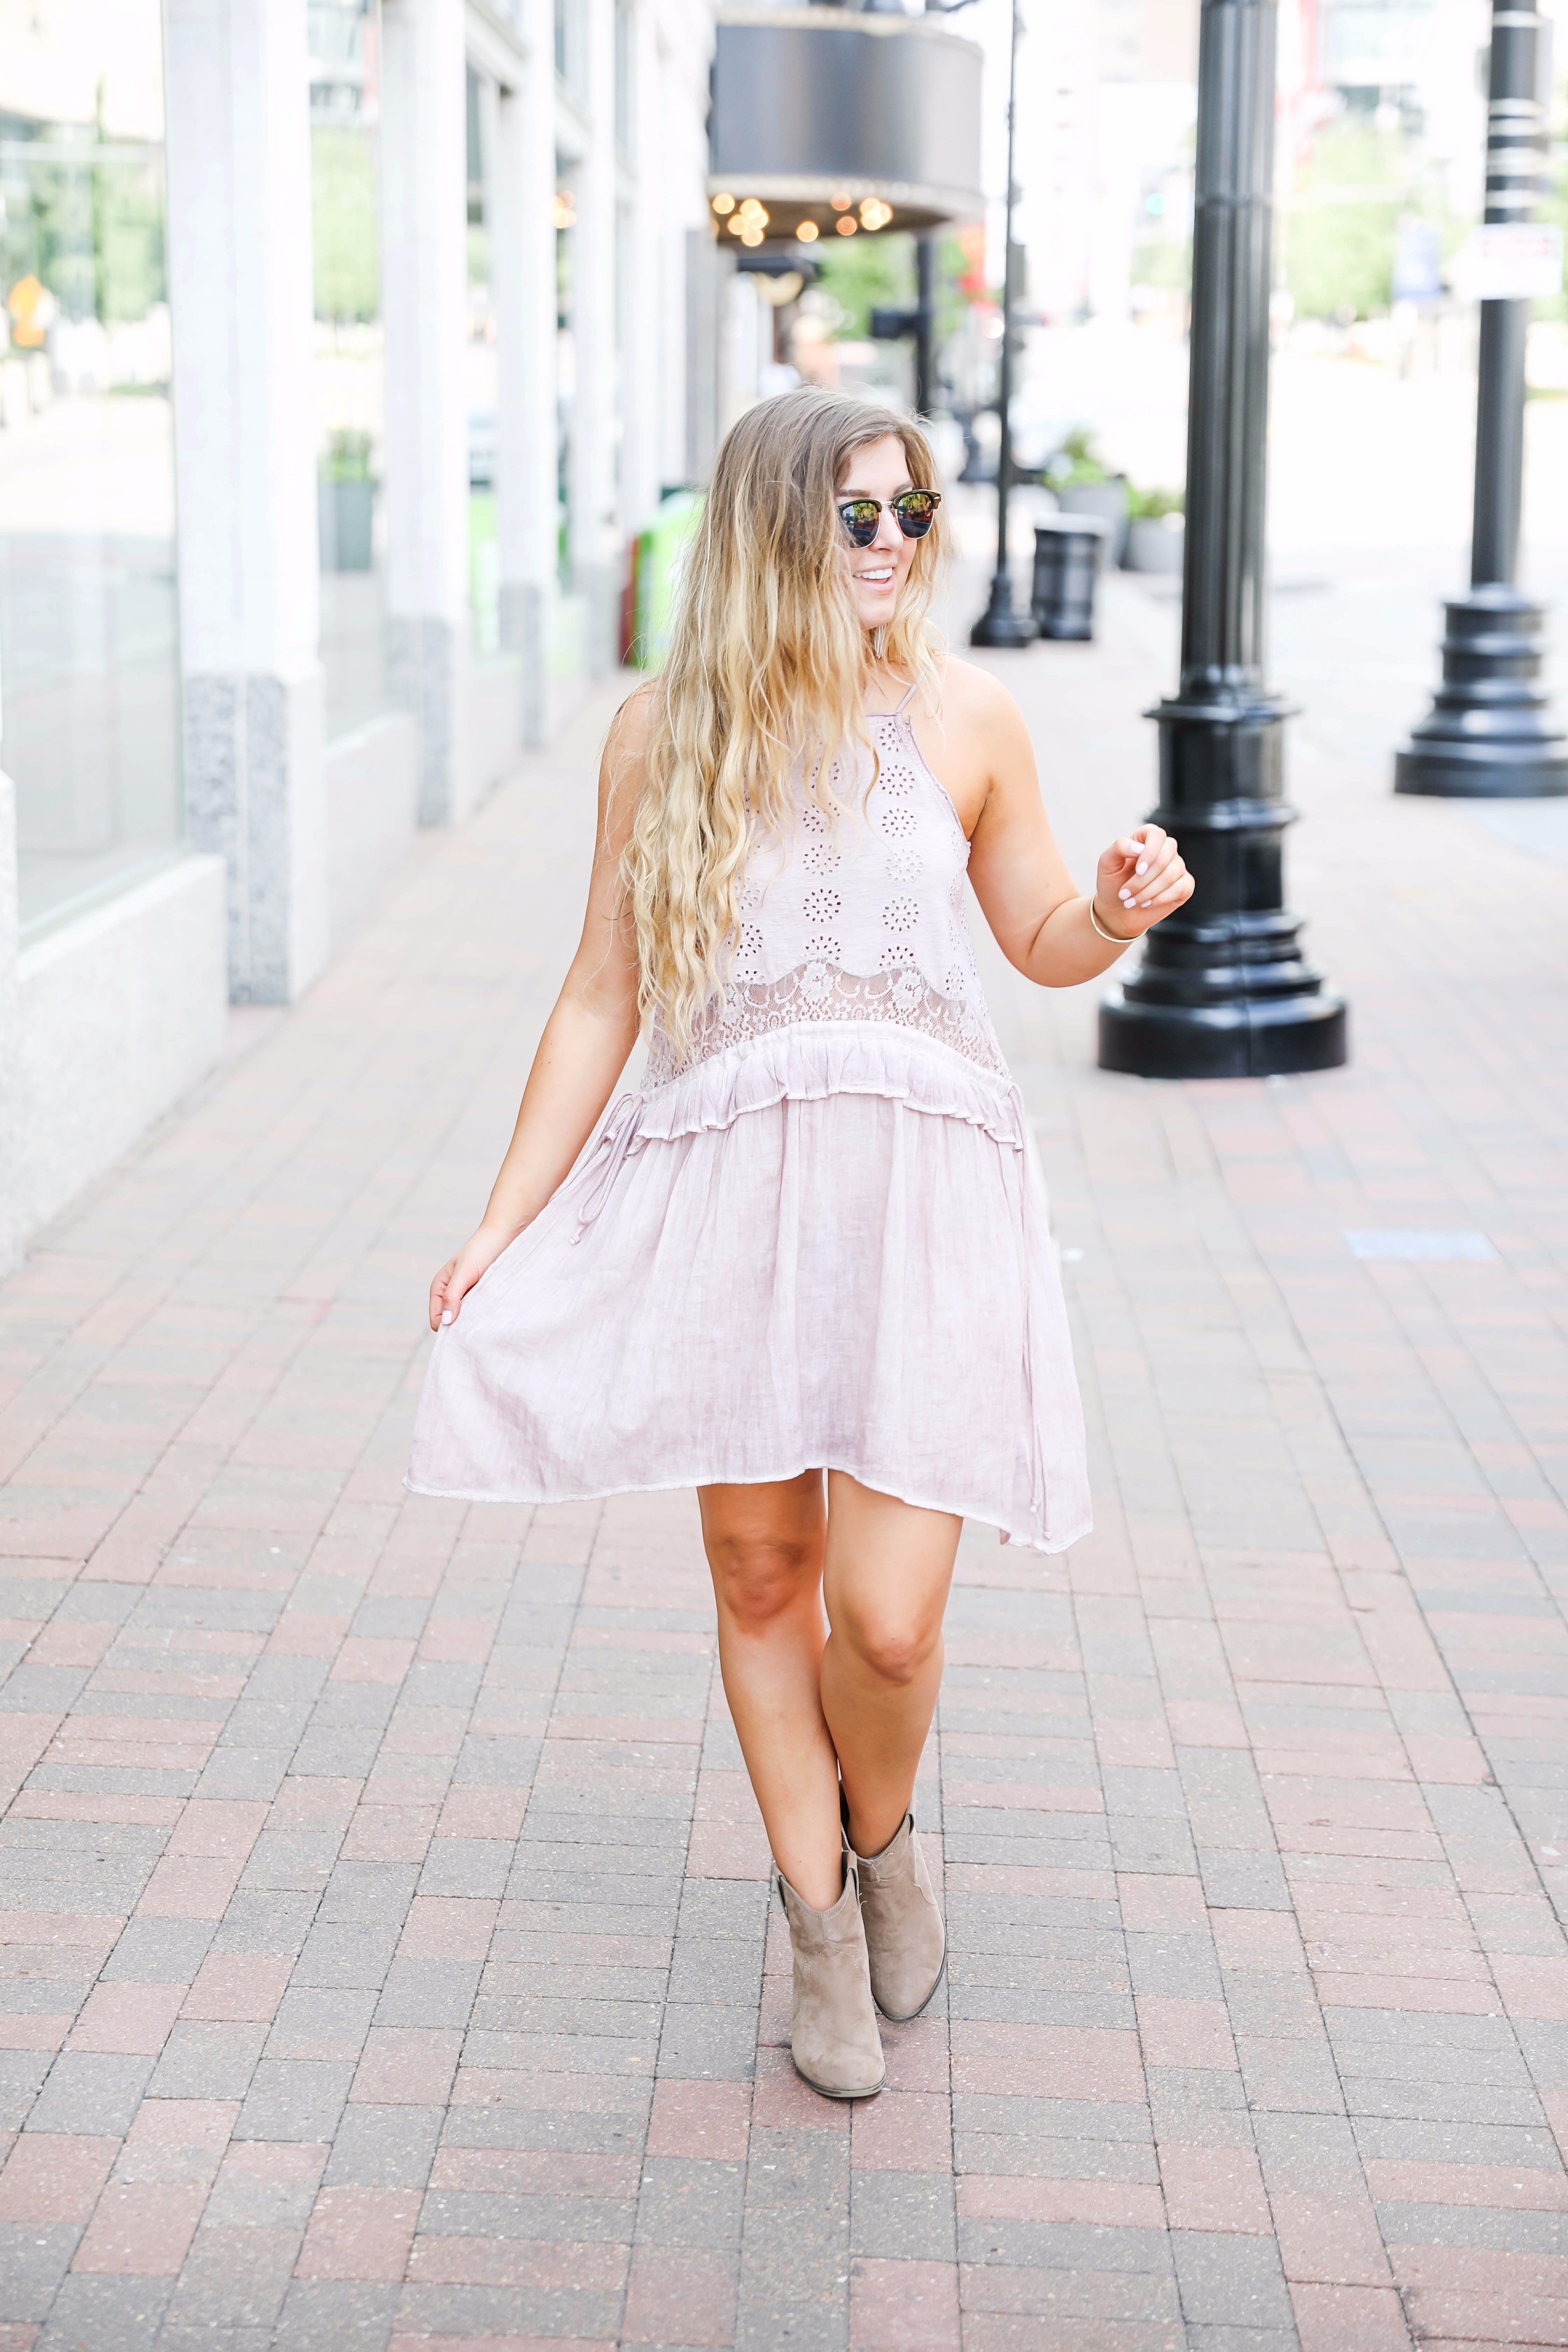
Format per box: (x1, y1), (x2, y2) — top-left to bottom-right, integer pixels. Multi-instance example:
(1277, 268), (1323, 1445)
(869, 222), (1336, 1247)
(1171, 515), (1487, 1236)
(869, 679), (919, 718)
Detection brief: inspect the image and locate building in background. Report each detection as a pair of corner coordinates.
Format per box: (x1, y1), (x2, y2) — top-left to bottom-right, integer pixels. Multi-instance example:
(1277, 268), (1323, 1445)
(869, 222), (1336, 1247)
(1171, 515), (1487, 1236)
(1278, 0), (1490, 328)
(1009, 0), (1200, 328)
(0, 0), (720, 1272)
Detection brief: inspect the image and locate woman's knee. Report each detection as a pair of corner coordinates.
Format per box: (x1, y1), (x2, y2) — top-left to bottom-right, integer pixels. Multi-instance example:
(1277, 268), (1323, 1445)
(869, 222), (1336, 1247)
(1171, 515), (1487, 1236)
(706, 1530), (822, 1637)
(836, 1609), (940, 1689)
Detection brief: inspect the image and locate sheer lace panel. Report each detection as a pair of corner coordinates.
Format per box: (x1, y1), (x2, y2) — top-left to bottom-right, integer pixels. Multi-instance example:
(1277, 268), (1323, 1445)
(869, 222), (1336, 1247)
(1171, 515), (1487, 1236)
(644, 705), (1009, 1091)
(646, 958), (1008, 1087)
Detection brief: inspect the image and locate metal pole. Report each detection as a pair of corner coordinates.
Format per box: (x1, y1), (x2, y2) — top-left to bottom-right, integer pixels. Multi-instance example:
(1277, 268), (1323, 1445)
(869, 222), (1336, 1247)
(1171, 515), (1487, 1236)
(914, 234), (935, 418)
(970, 0), (1035, 646)
(1396, 0), (1567, 797)
(1098, 0), (1346, 1079)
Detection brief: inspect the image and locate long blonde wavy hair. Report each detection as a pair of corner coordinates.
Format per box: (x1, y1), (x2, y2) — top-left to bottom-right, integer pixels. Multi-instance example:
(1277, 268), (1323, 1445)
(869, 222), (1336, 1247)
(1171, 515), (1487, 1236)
(621, 386), (946, 1060)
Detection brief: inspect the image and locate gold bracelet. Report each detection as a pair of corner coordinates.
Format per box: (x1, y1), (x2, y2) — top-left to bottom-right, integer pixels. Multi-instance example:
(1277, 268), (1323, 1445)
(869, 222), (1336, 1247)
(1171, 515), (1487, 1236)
(1088, 897), (1135, 948)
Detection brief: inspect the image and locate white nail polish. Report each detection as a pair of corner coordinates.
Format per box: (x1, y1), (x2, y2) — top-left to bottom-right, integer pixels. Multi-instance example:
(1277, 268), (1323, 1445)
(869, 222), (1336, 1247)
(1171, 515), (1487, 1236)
(440, 1310), (453, 1326)
(1135, 860), (1148, 875)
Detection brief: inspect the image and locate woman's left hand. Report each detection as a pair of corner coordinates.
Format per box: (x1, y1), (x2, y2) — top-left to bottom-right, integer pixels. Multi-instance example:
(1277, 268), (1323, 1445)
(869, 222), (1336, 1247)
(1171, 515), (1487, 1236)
(1093, 824), (1194, 938)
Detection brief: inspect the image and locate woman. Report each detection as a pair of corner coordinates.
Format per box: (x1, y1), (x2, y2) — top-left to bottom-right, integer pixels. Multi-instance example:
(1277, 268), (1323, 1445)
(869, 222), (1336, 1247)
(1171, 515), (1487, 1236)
(409, 388), (1192, 2101)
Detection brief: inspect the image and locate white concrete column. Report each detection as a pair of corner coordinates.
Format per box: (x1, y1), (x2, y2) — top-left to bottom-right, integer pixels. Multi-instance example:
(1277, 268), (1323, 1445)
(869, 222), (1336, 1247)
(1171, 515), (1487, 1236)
(164, 0), (327, 1005)
(380, 0), (472, 822)
(493, 0), (559, 745)
(622, 1), (664, 534)
(652, 0), (719, 493)
(570, 0), (622, 672)
(0, 771), (22, 1272)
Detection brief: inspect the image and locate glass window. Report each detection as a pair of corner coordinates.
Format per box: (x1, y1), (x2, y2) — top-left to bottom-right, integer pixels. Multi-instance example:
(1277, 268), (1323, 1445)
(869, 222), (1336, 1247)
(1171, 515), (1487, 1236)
(615, 0), (634, 164)
(555, 0), (585, 102)
(310, 0), (388, 741)
(0, 1), (181, 938)
(555, 169), (575, 590)
(467, 64), (499, 658)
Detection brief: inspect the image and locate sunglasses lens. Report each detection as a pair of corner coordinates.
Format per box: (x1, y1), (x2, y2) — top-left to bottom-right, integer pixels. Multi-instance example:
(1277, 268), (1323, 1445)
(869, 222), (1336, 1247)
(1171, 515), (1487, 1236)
(841, 501), (878, 547)
(896, 493), (937, 538)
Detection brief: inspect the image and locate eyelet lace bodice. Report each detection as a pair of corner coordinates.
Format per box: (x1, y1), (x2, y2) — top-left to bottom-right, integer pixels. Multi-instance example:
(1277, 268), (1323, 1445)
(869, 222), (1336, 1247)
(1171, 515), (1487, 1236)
(645, 701), (1007, 1091)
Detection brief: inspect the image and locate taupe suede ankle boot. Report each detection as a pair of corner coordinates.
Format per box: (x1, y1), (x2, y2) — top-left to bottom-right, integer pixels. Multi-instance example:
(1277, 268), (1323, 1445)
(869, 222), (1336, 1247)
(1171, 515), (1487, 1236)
(853, 1812), (946, 2022)
(774, 1856), (886, 2100)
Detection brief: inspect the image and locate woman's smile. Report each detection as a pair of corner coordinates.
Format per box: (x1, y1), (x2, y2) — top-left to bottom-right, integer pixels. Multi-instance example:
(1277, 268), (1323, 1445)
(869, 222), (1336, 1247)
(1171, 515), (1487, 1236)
(838, 433), (920, 628)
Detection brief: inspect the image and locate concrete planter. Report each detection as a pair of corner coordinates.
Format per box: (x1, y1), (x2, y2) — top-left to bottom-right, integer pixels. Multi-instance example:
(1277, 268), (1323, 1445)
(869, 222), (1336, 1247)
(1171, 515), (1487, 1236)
(318, 475), (375, 572)
(1124, 514), (1185, 574)
(1056, 479), (1129, 566)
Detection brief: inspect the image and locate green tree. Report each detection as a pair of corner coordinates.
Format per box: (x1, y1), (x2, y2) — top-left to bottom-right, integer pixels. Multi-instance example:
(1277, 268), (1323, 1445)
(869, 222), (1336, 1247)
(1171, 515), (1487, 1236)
(1285, 118), (1420, 321)
(312, 125), (379, 323)
(95, 158), (165, 322)
(1130, 235), (1191, 295)
(812, 230), (914, 340)
(1539, 71), (1567, 324)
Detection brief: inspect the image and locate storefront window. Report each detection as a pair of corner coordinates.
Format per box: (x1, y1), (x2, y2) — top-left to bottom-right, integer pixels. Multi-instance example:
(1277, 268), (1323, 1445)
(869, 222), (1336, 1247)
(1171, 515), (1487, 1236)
(555, 0), (584, 99)
(310, 0), (388, 740)
(0, 1), (181, 937)
(467, 64), (499, 658)
(556, 169), (575, 589)
(615, 0), (634, 164)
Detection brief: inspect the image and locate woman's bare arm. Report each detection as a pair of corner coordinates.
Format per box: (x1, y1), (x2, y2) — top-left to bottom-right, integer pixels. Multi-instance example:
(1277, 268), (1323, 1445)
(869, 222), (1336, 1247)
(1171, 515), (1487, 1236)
(916, 658), (1192, 987)
(428, 694), (650, 1329)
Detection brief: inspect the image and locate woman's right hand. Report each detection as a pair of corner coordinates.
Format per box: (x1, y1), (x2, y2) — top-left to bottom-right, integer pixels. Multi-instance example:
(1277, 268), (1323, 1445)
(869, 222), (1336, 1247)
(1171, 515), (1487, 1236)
(429, 1224), (514, 1333)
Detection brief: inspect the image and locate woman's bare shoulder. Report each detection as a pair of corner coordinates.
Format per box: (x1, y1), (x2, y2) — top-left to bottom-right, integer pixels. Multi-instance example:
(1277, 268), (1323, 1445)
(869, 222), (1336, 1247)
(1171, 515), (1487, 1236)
(608, 677), (661, 757)
(930, 652), (1030, 741)
(597, 680), (661, 846)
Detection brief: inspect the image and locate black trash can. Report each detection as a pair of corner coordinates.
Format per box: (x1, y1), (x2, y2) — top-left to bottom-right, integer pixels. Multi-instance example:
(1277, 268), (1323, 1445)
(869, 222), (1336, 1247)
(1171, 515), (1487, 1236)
(1031, 517), (1109, 641)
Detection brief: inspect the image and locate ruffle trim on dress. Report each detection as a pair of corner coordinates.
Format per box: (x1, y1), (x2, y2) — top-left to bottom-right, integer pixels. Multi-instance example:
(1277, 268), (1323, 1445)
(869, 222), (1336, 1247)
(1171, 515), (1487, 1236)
(405, 1457), (1090, 1558)
(637, 1021), (1026, 1151)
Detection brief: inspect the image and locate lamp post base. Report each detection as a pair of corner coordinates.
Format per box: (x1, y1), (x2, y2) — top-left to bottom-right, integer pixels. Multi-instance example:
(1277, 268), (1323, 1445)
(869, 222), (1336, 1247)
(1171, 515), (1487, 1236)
(1098, 983), (1348, 1080)
(1396, 587), (1568, 799)
(969, 571), (1037, 648)
(1395, 746), (1568, 797)
(1096, 692), (1349, 1082)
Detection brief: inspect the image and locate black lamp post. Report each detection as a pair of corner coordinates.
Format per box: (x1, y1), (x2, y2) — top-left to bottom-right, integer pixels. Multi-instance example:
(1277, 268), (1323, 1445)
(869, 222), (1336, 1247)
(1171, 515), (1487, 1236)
(1395, 0), (1567, 797)
(867, 238), (937, 416)
(914, 234), (936, 417)
(970, 0), (1035, 647)
(1098, 0), (1346, 1079)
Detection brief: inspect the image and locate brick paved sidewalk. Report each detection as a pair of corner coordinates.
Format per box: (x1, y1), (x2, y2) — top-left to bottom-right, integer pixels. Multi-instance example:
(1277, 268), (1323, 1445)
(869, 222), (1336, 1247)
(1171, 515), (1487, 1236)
(1, 577), (1567, 2351)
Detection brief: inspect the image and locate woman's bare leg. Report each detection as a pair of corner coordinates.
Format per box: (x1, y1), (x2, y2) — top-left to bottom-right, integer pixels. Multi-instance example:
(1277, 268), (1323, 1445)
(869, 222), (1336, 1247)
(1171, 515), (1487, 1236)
(819, 1473), (960, 1861)
(698, 1471), (844, 1909)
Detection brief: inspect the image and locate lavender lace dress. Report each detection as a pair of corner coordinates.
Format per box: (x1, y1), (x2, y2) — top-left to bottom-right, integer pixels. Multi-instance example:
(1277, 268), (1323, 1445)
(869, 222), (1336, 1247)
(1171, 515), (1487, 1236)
(407, 687), (1091, 1553)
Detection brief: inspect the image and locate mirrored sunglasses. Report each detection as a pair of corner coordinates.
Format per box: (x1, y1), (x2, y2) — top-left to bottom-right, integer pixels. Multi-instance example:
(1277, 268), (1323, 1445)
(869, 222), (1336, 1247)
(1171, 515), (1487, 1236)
(837, 490), (941, 549)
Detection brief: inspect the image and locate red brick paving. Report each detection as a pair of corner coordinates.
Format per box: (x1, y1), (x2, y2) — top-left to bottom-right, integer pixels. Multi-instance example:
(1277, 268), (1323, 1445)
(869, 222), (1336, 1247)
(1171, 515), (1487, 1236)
(1, 583), (1567, 2348)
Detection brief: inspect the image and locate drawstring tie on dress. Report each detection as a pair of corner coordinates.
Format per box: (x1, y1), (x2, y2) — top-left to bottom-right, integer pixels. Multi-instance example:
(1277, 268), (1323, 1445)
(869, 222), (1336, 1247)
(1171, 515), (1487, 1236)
(572, 1093), (643, 1242)
(1011, 1085), (1050, 1537)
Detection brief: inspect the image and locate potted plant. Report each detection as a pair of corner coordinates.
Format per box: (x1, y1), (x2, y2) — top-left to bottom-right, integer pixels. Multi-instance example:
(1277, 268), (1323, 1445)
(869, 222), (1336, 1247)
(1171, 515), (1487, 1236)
(318, 428), (376, 572)
(1124, 485), (1184, 574)
(1045, 429), (1130, 565)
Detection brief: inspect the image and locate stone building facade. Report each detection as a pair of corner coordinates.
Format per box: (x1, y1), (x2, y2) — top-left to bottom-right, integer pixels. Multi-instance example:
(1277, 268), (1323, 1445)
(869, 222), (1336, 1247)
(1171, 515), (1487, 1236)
(0, 0), (737, 1270)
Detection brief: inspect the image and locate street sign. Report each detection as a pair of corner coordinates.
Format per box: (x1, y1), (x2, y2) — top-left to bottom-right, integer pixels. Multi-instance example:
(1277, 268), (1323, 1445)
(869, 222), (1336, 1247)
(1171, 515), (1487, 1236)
(1461, 221), (1564, 302)
(1392, 216), (1443, 303)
